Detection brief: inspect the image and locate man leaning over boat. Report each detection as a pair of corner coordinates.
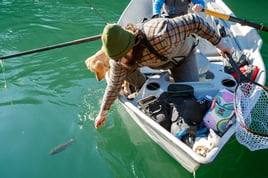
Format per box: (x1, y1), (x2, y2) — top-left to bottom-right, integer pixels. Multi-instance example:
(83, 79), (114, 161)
(92, 13), (233, 129)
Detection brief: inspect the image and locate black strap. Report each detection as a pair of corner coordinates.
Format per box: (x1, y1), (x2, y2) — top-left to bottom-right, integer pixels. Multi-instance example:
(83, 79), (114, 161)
(141, 33), (168, 61)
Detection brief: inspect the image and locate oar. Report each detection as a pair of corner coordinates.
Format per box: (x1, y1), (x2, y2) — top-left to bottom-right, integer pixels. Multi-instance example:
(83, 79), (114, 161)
(202, 9), (268, 32)
(0, 34), (102, 60)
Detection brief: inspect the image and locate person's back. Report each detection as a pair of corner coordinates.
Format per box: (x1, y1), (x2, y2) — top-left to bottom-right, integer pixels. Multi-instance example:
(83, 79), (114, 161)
(153, 0), (204, 18)
(163, 0), (190, 17)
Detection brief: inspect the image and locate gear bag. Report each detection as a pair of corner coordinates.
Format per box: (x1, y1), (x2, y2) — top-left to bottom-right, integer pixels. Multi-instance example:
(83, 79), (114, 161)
(138, 84), (209, 139)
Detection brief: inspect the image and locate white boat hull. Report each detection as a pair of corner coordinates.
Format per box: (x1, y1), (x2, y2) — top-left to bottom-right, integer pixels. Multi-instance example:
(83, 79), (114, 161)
(115, 0), (266, 173)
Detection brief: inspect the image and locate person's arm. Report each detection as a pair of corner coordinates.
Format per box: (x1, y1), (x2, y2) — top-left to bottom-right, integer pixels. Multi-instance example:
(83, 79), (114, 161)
(94, 60), (126, 129)
(172, 14), (232, 55)
(153, 0), (165, 15)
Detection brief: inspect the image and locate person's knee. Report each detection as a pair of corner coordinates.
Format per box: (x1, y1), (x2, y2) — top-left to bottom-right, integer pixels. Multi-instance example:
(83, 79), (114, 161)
(125, 69), (146, 88)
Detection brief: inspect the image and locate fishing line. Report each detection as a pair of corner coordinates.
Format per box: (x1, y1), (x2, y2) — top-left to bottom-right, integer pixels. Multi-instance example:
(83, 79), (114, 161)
(84, 0), (109, 24)
(0, 1), (108, 60)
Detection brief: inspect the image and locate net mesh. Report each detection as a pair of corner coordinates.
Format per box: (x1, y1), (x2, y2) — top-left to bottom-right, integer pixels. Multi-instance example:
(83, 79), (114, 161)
(235, 81), (268, 151)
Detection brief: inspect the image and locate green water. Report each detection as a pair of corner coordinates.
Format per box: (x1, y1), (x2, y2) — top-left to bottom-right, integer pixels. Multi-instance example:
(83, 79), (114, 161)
(0, 0), (268, 178)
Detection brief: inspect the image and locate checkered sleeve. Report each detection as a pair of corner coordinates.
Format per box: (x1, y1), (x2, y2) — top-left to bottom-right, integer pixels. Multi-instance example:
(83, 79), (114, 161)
(100, 60), (126, 111)
(139, 14), (221, 66)
(171, 13), (221, 45)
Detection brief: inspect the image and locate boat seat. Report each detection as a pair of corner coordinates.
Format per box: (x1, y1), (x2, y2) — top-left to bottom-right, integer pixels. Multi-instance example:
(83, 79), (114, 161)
(197, 51), (210, 75)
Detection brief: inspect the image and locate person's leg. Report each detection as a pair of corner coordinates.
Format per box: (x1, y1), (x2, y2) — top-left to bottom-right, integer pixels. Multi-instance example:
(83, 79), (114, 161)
(170, 48), (199, 82)
(169, 36), (199, 82)
(125, 68), (147, 88)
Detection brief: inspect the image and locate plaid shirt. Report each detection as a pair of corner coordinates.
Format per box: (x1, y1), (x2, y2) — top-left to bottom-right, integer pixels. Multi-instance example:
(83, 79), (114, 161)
(100, 13), (221, 112)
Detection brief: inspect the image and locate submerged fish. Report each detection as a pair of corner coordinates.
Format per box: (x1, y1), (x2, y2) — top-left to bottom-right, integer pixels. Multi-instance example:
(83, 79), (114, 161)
(49, 138), (76, 155)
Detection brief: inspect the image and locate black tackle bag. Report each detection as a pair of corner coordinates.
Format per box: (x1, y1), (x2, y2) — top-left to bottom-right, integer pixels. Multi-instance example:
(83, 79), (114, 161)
(138, 84), (209, 133)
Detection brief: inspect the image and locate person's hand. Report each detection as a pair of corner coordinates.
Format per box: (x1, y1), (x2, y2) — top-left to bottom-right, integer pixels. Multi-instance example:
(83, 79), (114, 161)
(216, 38), (233, 58)
(94, 112), (107, 129)
(192, 4), (203, 12)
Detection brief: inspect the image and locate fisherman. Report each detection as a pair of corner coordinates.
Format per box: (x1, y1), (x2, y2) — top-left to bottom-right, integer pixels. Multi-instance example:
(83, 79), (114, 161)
(92, 13), (232, 129)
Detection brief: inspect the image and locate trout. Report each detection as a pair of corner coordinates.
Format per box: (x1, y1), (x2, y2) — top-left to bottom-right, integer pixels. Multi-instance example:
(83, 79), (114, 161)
(49, 138), (75, 155)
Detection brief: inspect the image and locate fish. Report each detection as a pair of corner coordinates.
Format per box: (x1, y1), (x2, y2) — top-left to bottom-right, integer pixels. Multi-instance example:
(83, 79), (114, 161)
(49, 138), (76, 155)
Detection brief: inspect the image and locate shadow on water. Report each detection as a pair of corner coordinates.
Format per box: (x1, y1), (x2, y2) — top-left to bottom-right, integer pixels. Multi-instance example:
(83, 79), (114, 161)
(95, 104), (193, 178)
(94, 102), (268, 178)
(196, 137), (268, 178)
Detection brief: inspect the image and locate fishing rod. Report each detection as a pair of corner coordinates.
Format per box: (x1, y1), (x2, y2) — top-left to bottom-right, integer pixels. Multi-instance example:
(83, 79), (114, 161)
(0, 34), (101, 60)
(202, 9), (268, 32)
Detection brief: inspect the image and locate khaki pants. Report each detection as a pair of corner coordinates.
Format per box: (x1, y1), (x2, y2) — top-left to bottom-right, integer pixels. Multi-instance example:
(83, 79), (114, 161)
(125, 68), (147, 88)
(169, 35), (199, 82)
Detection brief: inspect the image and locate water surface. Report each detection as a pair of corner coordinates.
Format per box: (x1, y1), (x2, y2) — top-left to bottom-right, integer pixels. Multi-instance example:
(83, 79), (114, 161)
(0, 0), (268, 178)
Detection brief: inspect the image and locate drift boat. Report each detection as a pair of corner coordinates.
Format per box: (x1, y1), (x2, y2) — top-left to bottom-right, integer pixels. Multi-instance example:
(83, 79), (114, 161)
(114, 0), (266, 173)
